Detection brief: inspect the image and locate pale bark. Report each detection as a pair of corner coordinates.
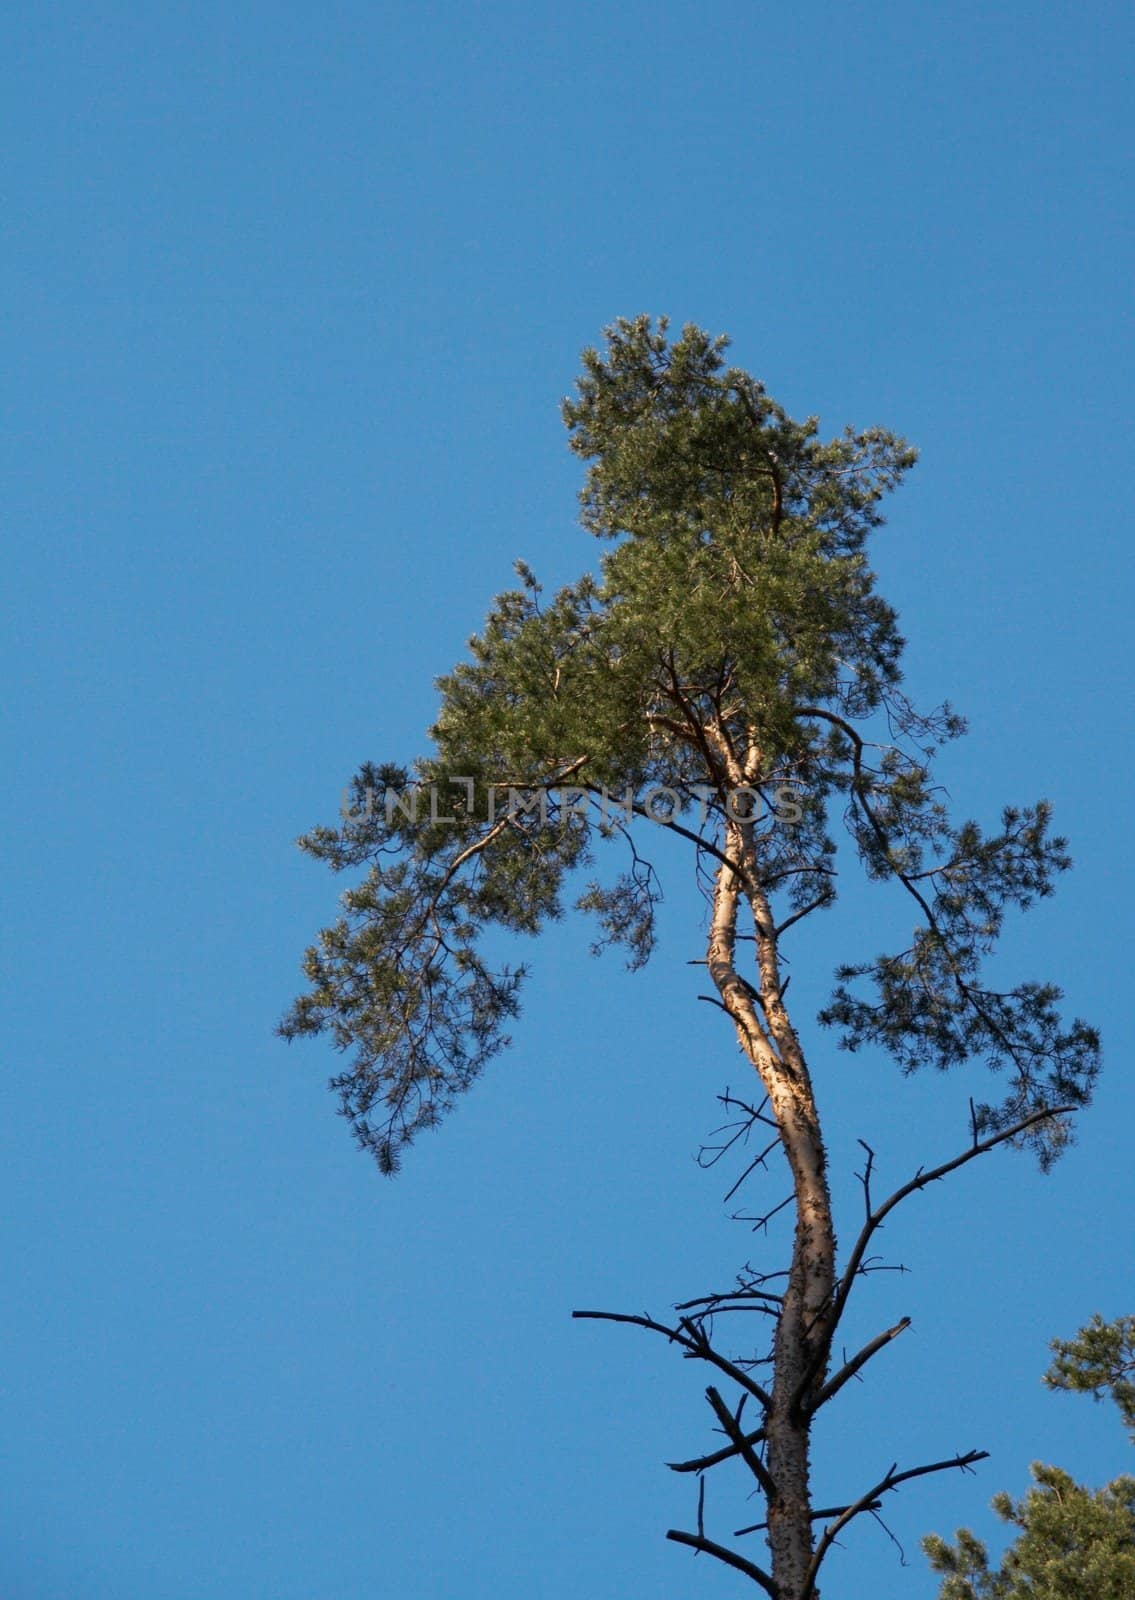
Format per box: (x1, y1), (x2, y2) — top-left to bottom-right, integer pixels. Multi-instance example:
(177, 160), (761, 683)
(706, 784), (837, 1600)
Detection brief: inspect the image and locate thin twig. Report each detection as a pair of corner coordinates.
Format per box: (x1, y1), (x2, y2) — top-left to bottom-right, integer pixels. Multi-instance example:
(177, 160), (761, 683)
(733, 1192), (794, 1233)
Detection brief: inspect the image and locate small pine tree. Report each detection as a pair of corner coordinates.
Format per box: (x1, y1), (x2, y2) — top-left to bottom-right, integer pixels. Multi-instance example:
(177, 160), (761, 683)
(1046, 1315), (1135, 1443)
(924, 1317), (1135, 1599)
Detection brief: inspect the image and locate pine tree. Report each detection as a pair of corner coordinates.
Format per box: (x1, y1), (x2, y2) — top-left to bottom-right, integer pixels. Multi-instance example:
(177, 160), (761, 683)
(282, 317), (1101, 1599)
(924, 1317), (1135, 1599)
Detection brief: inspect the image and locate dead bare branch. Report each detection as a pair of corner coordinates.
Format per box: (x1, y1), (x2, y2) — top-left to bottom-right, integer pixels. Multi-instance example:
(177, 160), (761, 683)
(666, 1528), (778, 1596)
(734, 1500), (883, 1535)
(809, 1317), (912, 1415)
(704, 1385), (777, 1500)
(667, 1424), (768, 1475)
(797, 1105), (1074, 1410)
(572, 1309), (773, 1411)
(800, 1449), (989, 1598)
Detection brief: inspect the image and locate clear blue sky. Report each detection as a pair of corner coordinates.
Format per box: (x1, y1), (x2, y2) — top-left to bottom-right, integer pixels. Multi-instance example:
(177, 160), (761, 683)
(4, 3), (1132, 1596)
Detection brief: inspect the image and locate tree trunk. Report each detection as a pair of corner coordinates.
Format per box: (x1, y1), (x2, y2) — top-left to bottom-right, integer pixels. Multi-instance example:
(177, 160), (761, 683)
(708, 814), (837, 1600)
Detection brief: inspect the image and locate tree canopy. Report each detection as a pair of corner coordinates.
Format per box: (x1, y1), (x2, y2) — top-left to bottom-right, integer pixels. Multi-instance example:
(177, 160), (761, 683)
(281, 316), (1097, 1173)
